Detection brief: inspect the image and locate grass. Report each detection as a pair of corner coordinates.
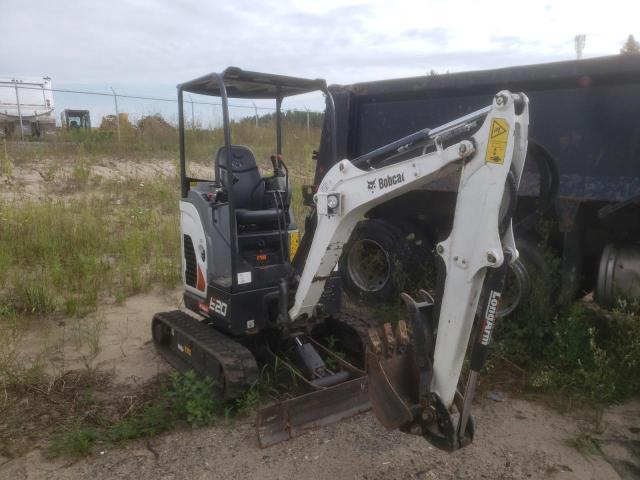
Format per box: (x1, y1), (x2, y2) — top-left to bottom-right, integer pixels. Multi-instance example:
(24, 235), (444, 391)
(1, 138), (11, 176)
(7, 117), (320, 176)
(0, 117), (320, 318)
(0, 118), (318, 318)
(490, 234), (640, 418)
(49, 421), (99, 458)
(46, 368), (281, 458)
(566, 431), (602, 456)
(527, 301), (640, 406)
(0, 178), (181, 317)
(1, 368), (230, 459)
(0, 368), (109, 458)
(166, 370), (222, 426)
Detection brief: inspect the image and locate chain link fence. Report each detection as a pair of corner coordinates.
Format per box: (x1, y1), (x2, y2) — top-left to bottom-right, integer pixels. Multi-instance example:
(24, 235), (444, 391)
(1, 82), (325, 181)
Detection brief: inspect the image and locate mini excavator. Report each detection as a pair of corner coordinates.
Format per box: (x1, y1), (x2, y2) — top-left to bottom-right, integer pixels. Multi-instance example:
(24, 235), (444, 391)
(152, 67), (529, 450)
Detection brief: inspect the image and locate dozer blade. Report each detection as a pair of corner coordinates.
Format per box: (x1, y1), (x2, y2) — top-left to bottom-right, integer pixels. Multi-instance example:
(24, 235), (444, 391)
(257, 376), (369, 448)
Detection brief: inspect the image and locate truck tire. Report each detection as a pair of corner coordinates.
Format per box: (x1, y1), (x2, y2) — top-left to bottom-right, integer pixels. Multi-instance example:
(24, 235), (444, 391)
(339, 219), (434, 303)
(341, 218), (550, 317)
(496, 257), (529, 318)
(499, 236), (553, 317)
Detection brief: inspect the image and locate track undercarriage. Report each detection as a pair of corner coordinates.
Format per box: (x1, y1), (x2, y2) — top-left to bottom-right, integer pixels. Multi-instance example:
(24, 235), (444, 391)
(152, 310), (373, 447)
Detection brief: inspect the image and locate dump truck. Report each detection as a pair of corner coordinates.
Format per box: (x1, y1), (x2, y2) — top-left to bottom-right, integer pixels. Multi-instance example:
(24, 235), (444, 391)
(316, 55), (640, 310)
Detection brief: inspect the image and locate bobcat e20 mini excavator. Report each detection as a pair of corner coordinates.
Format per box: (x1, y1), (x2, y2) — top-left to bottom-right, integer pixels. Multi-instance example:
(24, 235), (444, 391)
(152, 67), (529, 450)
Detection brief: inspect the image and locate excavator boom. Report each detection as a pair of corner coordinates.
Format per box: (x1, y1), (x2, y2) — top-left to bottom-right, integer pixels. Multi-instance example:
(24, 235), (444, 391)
(286, 90), (529, 450)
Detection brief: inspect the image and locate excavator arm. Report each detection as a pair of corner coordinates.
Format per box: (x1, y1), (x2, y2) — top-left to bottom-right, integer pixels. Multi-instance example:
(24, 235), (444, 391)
(289, 90), (529, 450)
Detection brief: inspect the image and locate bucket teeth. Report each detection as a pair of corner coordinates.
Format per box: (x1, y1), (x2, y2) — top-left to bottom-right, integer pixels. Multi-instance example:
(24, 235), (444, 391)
(367, 328), (383, 356)
(396, 320), (409, 352)
(369, 321), (409, 357)
(382, 323), (396, 356)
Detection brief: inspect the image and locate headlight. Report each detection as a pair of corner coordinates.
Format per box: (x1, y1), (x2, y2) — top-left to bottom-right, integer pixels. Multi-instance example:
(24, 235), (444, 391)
(327, 194), (339, 209)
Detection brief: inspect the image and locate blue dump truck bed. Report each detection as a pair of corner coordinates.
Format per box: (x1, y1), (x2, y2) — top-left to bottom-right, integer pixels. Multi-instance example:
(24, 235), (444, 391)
(320, 54), (640, 203)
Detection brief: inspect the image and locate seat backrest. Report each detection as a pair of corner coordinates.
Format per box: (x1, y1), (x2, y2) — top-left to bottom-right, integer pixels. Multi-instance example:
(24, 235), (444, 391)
(215, 145), (265, 210)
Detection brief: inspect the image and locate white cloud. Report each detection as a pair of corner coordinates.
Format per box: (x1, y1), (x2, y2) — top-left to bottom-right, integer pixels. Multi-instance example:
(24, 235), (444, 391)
(1, 0), (638, 121)
(2, 0), (638, 87)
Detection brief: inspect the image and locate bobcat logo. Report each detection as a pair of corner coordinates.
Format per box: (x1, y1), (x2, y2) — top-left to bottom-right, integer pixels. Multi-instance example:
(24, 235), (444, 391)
(367, 179), (377, 192)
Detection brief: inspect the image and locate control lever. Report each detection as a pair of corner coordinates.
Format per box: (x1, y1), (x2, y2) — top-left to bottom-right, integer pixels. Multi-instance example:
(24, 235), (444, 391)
(270, 154), (279, 173)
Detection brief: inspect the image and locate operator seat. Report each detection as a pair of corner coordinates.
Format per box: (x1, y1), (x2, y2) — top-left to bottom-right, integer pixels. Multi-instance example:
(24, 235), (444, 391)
(215, 145), (285, 225)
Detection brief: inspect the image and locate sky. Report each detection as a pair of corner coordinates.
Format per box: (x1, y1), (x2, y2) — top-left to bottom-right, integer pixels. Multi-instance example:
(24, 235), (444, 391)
(1, 0), (639, 123)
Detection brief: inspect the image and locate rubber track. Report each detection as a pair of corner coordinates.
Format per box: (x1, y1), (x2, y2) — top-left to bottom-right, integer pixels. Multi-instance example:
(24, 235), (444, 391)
(153, 310), (259, 399)
(323, 312), (375, 362)
(331, 312), (373, 341)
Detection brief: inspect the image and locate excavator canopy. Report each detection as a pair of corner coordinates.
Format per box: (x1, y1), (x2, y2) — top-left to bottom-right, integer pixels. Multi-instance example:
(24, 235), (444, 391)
(178, 67), (328, 99)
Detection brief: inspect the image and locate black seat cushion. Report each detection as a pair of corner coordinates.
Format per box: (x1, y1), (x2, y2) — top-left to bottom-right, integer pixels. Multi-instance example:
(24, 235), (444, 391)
(235, 208), (284, 224)
(215, 145), (287, 225)
(215, 145), (265, 210)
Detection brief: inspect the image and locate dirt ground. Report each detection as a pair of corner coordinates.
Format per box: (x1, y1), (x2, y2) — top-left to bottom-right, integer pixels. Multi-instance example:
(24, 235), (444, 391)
(2, 158), (639, 479)
(2, 389), (639, 480)
(2, 289), (639, 480)
(15, 290), (178, 385)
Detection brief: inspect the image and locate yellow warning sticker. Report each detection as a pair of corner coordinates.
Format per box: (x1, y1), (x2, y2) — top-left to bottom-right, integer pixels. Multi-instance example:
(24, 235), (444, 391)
(485, 118), (510, 165)
(289, 229), (301, 260)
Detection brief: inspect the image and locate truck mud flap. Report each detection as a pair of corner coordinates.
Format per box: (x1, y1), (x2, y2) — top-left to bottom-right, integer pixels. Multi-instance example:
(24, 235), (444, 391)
(256, 376), (370, 448)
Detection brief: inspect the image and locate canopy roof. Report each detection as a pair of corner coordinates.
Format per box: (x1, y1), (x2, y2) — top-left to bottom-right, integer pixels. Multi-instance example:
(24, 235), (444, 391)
(178, 67), (327, 99)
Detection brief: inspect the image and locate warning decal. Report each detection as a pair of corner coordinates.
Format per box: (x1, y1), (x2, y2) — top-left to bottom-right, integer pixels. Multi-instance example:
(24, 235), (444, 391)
(485, 118), (510, 165)
(289, 229), (300, 260)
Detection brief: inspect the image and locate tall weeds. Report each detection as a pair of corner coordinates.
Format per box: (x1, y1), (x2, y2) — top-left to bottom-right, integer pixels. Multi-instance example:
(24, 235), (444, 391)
(0, 179), (181, 317)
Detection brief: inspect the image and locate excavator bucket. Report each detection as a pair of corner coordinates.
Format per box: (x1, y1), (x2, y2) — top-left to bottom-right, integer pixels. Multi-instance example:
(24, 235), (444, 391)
(365, 320), (419, 430)
(257, 376), (370, 447)
(365, 292), (476, 451)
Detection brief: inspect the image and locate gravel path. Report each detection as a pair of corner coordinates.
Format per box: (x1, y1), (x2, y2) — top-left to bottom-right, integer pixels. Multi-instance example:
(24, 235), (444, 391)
(3, 397), (638, 480)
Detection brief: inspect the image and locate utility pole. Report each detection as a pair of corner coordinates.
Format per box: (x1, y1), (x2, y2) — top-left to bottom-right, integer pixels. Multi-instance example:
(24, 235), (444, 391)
(110, 87), (120, 143)
(13, 80), (24, 140)
(251, 101), (259, 128)
(305, 106), (310, 134)
(575, 34), (586, 60)
(188, 95), (195, 129)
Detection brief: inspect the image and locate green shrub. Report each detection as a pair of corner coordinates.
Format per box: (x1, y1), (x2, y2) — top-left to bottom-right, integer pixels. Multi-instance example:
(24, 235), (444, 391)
(493, 234), (640, 406)
(168, 370), (221, 426)
(567, 431), (602, 456)
(48, 421), (99, 458)
(530, 303), (640, 404)
(107, 402), (174, 443)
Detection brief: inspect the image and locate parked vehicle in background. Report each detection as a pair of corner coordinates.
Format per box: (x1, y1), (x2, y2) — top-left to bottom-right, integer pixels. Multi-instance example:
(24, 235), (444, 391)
(60, 109), (91, 130)
(311, 55), (640, 310)
(0, 76), (56, 137)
